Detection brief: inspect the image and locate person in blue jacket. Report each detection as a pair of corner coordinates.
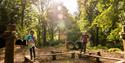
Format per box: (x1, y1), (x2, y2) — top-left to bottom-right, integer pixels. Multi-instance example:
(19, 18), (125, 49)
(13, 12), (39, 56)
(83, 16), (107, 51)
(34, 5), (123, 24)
(25, 30), (36, 60)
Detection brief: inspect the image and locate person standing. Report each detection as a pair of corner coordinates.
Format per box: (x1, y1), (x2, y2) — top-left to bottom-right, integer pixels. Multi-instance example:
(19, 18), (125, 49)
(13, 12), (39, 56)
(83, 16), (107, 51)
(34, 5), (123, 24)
(80, 32), (89, 53)
(26, 30), (36, 60)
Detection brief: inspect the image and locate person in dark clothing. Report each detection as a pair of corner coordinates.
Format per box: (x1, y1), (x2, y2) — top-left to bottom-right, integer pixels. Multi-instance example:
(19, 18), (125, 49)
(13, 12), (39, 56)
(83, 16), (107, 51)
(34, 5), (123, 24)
(80, 32), (89, 53)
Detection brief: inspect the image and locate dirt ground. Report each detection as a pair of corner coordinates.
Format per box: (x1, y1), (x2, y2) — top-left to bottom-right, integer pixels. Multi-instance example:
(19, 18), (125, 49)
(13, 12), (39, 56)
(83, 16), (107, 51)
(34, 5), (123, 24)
(0, 44), (124, 63)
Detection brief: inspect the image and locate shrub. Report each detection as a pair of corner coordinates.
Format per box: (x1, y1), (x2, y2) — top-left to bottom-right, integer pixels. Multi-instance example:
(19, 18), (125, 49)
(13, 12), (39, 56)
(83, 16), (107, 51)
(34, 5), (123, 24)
(108, 48), (121, 52)
(48, 40), (62, 46)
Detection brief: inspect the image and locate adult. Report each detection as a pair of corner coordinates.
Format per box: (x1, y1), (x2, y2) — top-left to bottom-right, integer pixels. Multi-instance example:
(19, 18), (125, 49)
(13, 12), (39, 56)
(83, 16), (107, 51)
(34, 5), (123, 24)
(80, 32), (89, 53)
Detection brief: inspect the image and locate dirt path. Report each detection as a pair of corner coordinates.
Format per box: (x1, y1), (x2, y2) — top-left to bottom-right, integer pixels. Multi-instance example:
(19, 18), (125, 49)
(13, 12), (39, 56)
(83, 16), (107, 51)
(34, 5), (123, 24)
(0, 46), (25, 63)
(0, 45), (124, 63)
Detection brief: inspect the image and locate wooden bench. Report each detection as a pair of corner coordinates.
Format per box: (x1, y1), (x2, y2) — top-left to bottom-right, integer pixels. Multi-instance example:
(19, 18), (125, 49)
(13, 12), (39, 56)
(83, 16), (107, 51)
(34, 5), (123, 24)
(78, 52), (124, 63)
(24, 51), (125, 63)
(40, 51), (76, 60)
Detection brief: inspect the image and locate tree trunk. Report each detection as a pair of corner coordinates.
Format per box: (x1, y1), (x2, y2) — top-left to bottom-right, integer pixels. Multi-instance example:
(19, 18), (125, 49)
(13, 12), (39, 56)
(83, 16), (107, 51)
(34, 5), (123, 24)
(21, 0), (26, 27)
(58, 28), (61, 41)
(0, 8), (9, 35)
(96, 26), (99, 46)
(51, 24), (54, 40)
(37, 16), (42, 46)
(42, 21), (47, 46)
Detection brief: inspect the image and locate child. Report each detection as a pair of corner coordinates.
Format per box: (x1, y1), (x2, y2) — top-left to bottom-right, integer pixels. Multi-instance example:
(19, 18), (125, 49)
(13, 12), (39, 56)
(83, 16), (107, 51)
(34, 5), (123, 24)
(25, 30), (36, 60)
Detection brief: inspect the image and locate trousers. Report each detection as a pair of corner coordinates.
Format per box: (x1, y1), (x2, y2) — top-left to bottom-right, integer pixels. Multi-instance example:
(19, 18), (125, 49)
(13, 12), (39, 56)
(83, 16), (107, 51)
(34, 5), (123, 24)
(29, 46), (35, 60)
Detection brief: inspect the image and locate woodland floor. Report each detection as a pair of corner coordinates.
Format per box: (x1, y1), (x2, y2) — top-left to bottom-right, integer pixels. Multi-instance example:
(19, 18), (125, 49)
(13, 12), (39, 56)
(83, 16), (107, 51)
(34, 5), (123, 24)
(0, 44), (124, 63)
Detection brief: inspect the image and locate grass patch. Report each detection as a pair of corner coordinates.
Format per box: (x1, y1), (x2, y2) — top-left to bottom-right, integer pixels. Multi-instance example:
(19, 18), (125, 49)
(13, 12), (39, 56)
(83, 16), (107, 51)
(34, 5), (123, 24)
(87, 45), (108, 51)
(87, 44), (122, 53)
(107, 48), (121, 52)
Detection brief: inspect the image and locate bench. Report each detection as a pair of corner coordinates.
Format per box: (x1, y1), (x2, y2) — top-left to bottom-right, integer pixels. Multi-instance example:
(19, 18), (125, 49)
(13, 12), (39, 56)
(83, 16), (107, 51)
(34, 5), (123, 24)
(78, 52), (124, 63)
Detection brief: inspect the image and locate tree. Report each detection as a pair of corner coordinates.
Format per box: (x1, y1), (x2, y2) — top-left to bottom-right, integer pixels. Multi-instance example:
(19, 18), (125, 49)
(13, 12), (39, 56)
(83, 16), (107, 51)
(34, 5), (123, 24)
(77, 0), (125, 47)
(77, 0), (100, 46)
(32, 0), (50, 46)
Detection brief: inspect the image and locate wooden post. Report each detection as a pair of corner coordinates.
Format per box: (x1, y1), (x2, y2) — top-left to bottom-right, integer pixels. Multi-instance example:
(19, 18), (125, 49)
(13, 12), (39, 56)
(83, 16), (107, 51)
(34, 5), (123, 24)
(71, 52), (75, 59)
(123, 39), (125, 59)
(121, 25), (125, 59)
(78, 53), (82, 59)
(4, 24), (16, 63)
(96, 52), (101, 63)
(51, 51), (56, 60)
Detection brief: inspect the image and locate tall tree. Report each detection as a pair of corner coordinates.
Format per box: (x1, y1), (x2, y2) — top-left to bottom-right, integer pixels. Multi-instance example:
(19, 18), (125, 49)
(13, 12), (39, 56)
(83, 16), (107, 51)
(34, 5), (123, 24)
(32, 0), (50, 46)
(77, 0), (125, 47)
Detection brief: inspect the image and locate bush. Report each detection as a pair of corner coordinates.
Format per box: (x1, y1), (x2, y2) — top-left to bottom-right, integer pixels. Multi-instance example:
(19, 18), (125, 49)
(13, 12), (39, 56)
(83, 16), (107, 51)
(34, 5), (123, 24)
(48, 40), (62, 46)
(87, 45), (108, 51)
(106, 41), (123, 49)
(108, 48), (121, 52)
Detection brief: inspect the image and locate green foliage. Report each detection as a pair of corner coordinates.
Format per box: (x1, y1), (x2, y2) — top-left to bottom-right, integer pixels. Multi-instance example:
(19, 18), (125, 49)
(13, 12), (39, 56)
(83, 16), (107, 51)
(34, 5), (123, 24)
(96, 0), (111, 13)
(88, 45), (108, 51)
(1, 0), (125, 48)
(67, 20), (81, 42)
(67, 32), (81, 42)
(108, 48), (121, 52)
(77, 0), (125, 47)
(107, 28), (121, 41)
(92, 5), (113, 31)
(48, 40), (62, 46)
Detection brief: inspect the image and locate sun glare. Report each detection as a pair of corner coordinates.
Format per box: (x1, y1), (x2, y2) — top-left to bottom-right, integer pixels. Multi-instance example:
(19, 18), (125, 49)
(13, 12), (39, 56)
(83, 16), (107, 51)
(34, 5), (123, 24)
(57, 6), (62, 11)
(54, 0), (78, 14)
(58, 14), (63, 19)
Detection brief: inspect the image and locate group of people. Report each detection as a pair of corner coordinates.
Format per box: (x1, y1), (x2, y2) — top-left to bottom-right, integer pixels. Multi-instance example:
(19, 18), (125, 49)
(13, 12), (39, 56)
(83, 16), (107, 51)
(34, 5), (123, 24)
(0, 30), (89, 60)
(24, 31), (89, 60)
(25, 31), (89, 60)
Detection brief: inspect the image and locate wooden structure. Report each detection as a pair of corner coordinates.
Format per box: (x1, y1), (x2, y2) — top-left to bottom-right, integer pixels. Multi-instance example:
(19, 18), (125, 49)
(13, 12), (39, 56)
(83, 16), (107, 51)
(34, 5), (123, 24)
(24, 50), (124, 63)
(3, 24), (16, 63)
(121, 25), (125, 59)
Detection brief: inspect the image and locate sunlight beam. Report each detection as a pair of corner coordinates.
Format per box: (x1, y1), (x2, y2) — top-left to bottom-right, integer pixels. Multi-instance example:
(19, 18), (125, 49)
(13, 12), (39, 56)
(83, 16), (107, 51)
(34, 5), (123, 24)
(54, 0), (78, 14)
